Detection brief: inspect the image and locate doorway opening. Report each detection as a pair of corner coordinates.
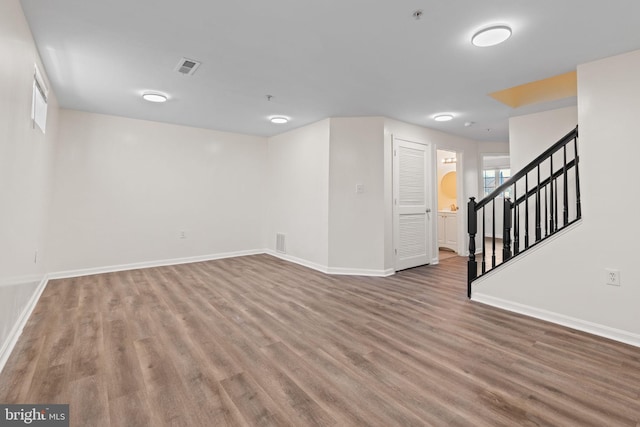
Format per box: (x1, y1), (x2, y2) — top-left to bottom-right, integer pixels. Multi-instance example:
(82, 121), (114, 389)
(436, 149), (459, 261)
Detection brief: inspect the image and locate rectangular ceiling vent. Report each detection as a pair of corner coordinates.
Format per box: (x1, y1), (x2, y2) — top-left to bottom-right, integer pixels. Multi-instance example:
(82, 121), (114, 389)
(175, 58), (201, 76)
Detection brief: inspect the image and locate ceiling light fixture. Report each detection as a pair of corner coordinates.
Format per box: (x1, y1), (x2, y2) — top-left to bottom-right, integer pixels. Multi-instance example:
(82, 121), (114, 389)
(472, 25), (512, 47)
(434, 114), (454, 122)
(142, 93), (168, 103)
(270, 116), (289, 124)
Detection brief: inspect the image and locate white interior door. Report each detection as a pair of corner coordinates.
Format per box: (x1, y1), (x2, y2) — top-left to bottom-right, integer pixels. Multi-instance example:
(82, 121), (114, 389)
(393, 138), (433, 270)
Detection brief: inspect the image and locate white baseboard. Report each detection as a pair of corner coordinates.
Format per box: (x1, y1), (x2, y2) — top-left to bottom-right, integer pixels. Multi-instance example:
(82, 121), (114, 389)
(265, 250), (329, 274)
(48, 249), (265, 280)
(327, 266), (395, 277)
(265, 250), (394, 277)
(472, 293), (640, 348)
(50, 248), (397, 281)
(0, 275), (49, 374)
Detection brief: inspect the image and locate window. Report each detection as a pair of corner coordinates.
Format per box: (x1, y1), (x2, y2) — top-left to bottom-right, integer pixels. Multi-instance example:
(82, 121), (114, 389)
(483, 168), (511, 198)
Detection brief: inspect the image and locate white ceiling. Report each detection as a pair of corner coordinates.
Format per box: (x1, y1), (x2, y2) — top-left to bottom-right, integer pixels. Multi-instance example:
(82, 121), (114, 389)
(20, 0), (640, 141)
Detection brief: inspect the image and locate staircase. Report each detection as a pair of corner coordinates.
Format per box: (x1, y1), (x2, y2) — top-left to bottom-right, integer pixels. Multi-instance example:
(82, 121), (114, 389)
(467, 126), (580, 297)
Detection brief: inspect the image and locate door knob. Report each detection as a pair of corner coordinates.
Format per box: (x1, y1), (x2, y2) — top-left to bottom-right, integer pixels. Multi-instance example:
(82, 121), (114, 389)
(426, 208), (432, 213)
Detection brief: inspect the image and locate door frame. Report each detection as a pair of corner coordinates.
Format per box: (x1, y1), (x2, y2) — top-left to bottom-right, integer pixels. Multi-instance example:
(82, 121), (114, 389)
(392, 135), (438, 272)
(454, 151), (466, 256)
(434, 147), (468, 258)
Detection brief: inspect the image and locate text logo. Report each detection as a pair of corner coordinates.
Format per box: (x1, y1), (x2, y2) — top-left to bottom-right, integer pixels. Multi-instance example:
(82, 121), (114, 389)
(0, 405), (68, 426)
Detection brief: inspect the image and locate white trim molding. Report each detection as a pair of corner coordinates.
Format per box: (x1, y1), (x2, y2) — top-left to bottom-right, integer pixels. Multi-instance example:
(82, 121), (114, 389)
(51, 248), (398, 282)
(264, 250), (329, 274)
(472, 293), (640, 348)
(0, 275), (49, 374)
(327, 266), (395, 277)
(265, 250), (394, 277)
(48, 249), (265, 280)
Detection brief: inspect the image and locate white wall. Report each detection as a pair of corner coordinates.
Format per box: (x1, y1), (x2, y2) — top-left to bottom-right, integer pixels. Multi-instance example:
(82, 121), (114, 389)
(477, 141), (509, 156)
(266, 116), (479, 274)
(48, 110), (267, 273)
(328, 117), (386, 274)
(46, 112), (482, 280)
(0, 0), (59, 367)
(266, 120), (330, 269)
(509, 106), (577, 171)
(474, 49), (640, 345)
(384, 119), (480, 262)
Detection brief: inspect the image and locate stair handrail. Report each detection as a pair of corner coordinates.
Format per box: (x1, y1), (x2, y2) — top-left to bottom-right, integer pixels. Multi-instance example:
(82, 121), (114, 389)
(467, 125), (580, 298)
(475, 126), (578, 210)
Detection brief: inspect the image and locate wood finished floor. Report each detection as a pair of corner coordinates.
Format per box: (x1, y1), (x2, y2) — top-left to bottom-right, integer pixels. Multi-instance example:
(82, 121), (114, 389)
(1, 254), (639, 426)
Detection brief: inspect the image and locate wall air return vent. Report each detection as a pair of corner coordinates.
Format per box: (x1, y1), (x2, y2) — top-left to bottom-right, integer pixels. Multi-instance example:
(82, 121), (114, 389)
(175, 58), (201, 76)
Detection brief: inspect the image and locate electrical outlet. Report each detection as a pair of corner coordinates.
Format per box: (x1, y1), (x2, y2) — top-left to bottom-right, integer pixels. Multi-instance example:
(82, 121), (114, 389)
(179, 231), (187, 239)
(356, 184), (365, 194)
(605, 268), (620, 286)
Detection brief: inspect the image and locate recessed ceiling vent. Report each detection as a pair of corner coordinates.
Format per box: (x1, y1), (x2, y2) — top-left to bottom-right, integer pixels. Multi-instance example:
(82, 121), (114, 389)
(175, 58), (201, 76)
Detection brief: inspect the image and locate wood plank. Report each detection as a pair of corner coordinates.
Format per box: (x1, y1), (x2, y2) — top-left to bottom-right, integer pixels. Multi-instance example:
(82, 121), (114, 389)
(102, 318), (145, 400)
(69, 311), (103, 381)
(25, 362), (69, 404)
(0, 253), (638, 426)
(133, 337), (207, 426)
(108, 390), (153, 427)
(220, 372), (292, 427)
(69, 375), (110, 427)
(0, 336), (45, 403)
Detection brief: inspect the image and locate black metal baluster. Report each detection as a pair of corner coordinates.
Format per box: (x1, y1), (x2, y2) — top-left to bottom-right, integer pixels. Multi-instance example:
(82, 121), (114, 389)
(481, 207), (486, 274)
(554, 177), (559, 232)
(492, 199), (496, 268)
(503, 198), (512, 261)
(549, 155), (555, 233)
(464, 127), (578, 299)
(544, 184), (548, 237)
(574, 133), (582, 220)
(563, 144), (569, 225)
(513, 183), (519, 255)
(467, 197), (477, 298)
(525, 173), (529, 248)
(514, 204), (520, 255)
(536, 165), (541, 241)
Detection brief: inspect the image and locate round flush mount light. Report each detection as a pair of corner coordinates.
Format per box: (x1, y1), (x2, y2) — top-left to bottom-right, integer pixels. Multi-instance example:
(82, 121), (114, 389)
(142, 92), (168, 103)
(270, 116), (289, 124)
(434, 114), (454, 122)
(472, 25), (512, 47)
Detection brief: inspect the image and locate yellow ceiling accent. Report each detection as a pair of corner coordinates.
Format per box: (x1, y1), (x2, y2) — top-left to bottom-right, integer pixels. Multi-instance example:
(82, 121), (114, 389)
(489, 71), (577, 108)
